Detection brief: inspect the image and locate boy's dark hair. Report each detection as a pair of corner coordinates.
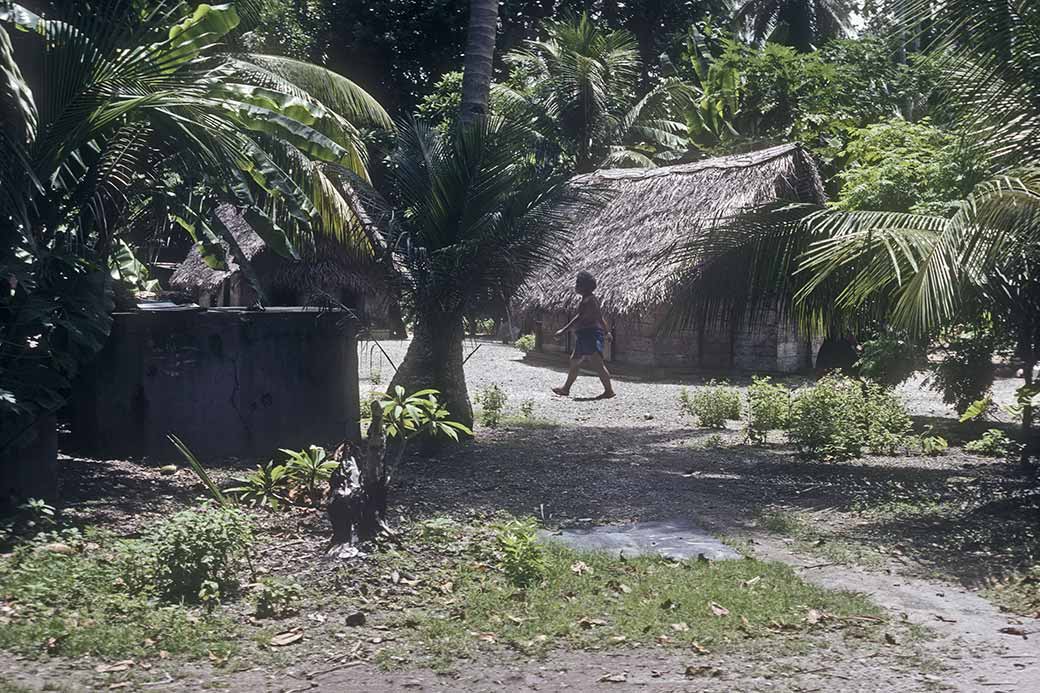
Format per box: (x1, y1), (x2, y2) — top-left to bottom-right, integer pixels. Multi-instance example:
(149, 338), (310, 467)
(576, 271), (597, 292)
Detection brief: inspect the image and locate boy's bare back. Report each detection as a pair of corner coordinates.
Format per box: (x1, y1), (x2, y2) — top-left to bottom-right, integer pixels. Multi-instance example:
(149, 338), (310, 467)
(576, 294), (604, 329)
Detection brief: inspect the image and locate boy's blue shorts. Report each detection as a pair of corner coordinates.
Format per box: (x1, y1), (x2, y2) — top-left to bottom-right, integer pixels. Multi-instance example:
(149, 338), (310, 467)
(573, 328), (604, 357)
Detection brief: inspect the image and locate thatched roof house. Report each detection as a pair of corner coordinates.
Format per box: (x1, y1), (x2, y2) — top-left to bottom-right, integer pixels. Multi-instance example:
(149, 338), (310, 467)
(520, 144), (825, 372)
(170, 204), (393, 323)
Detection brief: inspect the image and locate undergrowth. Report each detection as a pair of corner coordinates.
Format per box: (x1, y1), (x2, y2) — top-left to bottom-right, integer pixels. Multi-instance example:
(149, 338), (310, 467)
(0, 528), (238, 659)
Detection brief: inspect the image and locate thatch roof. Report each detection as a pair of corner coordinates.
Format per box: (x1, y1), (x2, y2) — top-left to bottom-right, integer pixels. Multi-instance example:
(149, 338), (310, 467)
(169, 205), (265, 294)
(169, 204), (390, 307)
(519, 143), (825, 316)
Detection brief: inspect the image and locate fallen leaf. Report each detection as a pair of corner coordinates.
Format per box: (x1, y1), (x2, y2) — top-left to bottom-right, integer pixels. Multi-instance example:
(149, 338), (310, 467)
(438, 581), (454, 594)
(108, 684), (131, 690)
(598, 673), (627, 683)
(390, 570), (401, 584)
(685, 665), (722, 678)
(270, 629), (304, 647)
(741, 576), (761, 589)
(709, 602), (730, 617)
(570, 561), (592, 575)
(95, 660), (134, 673)
(577, 617), (608, 629)
(506, 615), (527, 625)
(671, 622), (690, 632)
(691, 641), (710, 655)
(471, 631), (497, 642)
(999, 626), (1030, 638)
(806, 609), (822, 625)
(660, 599), (679, 610)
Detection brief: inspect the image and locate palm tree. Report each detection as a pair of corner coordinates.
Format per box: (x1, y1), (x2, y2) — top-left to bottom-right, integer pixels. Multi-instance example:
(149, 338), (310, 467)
(460, 0), (501, 123)
(734, 0), (854, 51)
(364, 118), (591, 428)
(678, 0), (1040, 450)
(0, 0), (390, 468)
(497, 13), (693, 173)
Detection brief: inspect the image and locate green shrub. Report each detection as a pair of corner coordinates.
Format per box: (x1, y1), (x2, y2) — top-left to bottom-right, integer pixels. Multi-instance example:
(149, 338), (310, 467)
(514, 334), (536, 353)
(860, 380), (913, 454)
(253, 577), (302, 618)
(679, 381), (741, 428)
(965, 428), (1018, 457)
(0, 529), (237, 659)
(855, 333), (922, 386)
(745, 376), (790, 443)
(493, 518), (546, 588)
(519, 399), (535, 418)
(788, 374), (912, 461)
(477, 384), (508, 428)
(929, 327), (999, 413)
(124, 504), (254, 606)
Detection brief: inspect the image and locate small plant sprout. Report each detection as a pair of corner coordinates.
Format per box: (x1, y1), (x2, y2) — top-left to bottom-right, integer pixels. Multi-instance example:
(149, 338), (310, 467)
(965, 429), (1019, 457)
(493, 518), (546, 588)
(375, 386), (474, 442)
(519, 399), (535, 418)
(226, 460), (291, 510)
(477, 384), (508, 427)
(281, 445), (337, 505)
(253, 578), (303, 618)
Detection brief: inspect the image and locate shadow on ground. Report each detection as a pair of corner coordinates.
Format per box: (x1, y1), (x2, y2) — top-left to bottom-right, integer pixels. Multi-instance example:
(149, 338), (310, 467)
(396, 423), (1040, 589)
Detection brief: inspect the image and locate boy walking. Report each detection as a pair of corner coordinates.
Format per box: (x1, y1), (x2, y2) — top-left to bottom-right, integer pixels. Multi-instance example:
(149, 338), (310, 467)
(552, 271), (615, 399)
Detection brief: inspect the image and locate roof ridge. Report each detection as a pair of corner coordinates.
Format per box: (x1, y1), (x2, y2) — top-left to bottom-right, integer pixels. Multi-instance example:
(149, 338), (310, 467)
(575, 143), (803, 183)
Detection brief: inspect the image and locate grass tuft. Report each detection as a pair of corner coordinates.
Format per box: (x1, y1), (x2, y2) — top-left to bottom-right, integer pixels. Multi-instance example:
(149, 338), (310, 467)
(395, 520), (885, 667)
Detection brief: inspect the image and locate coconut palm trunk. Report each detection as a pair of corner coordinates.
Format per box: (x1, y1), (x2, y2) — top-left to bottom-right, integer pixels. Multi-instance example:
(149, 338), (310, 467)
(460, 0), (500, 123)
(391, 311), (472, 428)
(386, 1), (500, 429)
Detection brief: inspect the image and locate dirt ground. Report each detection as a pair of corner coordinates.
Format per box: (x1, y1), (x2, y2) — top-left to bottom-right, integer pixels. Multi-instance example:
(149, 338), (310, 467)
(4, 339), (1039, 692)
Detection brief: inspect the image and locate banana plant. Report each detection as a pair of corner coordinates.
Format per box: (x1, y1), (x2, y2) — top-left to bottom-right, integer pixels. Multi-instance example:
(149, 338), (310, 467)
(0, 1), (391, 456)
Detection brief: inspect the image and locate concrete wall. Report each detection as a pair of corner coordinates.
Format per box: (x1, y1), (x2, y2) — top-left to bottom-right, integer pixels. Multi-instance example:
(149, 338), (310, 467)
(528, 305), (811, 373)
(70, 307), (360, 460)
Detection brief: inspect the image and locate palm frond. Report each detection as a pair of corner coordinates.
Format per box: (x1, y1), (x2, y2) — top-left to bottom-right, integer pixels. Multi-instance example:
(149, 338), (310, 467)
(232, 54), (393, 132)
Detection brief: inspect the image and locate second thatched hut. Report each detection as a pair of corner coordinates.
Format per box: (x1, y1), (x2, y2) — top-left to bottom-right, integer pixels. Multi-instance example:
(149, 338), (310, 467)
(519, 144), (825, 372)
(170, 204), (398, 329)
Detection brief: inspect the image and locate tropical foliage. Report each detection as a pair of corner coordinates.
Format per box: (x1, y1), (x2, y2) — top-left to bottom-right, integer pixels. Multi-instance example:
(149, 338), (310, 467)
(497, 13), (694, 172)
(0, 0), (390, 455)
(735, 0), (854, 51)
(681, 0), (1040, 455)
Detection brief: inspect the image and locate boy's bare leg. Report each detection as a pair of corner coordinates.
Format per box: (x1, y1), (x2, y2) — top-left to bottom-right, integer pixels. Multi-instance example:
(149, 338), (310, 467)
(589, 353), (615, 398)
(553, 357), (584, 395)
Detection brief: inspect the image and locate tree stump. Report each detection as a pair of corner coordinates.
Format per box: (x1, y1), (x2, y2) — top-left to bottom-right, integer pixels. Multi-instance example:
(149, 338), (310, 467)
(327, 401), (389, 555)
